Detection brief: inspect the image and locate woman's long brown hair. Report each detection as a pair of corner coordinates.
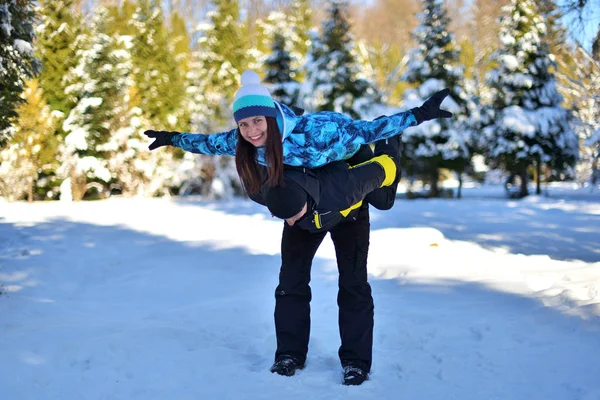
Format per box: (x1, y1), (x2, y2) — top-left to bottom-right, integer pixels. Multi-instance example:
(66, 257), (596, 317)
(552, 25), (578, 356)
(235, 117), (284, 195)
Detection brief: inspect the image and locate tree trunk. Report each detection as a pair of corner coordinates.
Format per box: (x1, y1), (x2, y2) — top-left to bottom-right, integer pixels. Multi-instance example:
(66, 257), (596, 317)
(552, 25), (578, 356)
(429, 168), (440, 198)
(518, 166), (529, 197)
(457, 172), (463, 199)
(536, 157), (542, 195)
(27, 176), (33, 203)
(71, 169), (87, 202)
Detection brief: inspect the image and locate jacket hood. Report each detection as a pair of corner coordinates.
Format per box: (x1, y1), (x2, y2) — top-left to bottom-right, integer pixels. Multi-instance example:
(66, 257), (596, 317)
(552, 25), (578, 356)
(274, 101), (299, 140)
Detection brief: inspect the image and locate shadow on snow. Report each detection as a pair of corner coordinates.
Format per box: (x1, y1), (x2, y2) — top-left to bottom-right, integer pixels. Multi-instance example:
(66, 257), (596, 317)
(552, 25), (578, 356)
(0, 217), (598, 400)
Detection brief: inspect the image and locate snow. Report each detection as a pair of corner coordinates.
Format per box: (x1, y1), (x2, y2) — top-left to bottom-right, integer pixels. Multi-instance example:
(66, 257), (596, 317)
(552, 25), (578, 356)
(0, 3), (12, 37)
(13, 39), (33, 56)
(1, 184), (599, 399)
(584, 128), (600, 147)
(63, 128), (89, 151)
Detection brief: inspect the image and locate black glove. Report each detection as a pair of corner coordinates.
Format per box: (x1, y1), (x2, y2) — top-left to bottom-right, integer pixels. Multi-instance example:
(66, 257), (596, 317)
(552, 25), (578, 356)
(410, 89), (453, 124)
(144, 130), (179, 150)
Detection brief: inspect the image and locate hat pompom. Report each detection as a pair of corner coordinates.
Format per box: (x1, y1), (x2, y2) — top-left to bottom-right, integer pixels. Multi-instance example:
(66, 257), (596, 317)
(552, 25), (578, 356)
(241, 70), (261, 86)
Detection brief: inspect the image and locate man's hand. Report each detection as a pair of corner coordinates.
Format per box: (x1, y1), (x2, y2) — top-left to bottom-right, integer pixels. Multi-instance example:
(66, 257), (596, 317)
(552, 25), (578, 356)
(411, 89), (453, 124)
(144, 130), (178, 150)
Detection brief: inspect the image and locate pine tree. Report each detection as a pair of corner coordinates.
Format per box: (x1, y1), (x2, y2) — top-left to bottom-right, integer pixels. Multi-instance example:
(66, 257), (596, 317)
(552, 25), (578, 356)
(0, 80), (58, 201)
(468, 0), (508, 91)
(351, 0), (418, 105)
(593, 26), (600, 62)
(254, 4), (312, 79)
(305, 0), (379, 118)
(402, 0), (473, 198)
(59, 10), (113, 200)
(568, 46), (600, 186)
(170, 10), (192, 132)
(171, 11), (191, 78)
(179, 0), (248, 198)
(193, 0), (248, 126)
(264, 33), (301, 106)
(35, 0), (86, 115)
(100, 104), (182, 198)
(588, 27), (600, 185)
(258, 11), (303, 106)
(483, 0), (578, 197)
(289, 0), (312, 71)
(129, 0), (186, 129)
(31, 1), (88, 198)
(60, 7), (133, 200)
(0, 0), (40, 145)
(105, 0), (137, 36)
(534, 0), (583, 110)
(458, 37), (476, 81)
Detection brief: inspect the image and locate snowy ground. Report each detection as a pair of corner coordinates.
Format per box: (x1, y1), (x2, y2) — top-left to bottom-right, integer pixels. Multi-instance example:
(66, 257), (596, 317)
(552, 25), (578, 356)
(1, 183), (599, 400)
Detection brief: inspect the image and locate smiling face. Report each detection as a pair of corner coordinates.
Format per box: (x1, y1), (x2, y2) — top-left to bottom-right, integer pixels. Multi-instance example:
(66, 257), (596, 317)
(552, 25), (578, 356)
(238, 116), (268, 147)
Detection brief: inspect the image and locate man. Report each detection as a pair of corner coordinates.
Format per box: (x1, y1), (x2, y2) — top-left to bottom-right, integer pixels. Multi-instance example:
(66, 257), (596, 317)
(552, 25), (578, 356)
(249, 135), (402, 386)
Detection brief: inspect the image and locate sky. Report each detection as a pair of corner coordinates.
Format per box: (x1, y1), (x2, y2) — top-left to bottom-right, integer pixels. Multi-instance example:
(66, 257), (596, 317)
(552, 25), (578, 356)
(557, 0), (600, 52)
(1, 182), (599, 399)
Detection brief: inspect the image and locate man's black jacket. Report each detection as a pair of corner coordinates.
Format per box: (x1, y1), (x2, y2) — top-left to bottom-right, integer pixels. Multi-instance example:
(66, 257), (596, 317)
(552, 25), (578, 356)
(249, 151), (390, 233)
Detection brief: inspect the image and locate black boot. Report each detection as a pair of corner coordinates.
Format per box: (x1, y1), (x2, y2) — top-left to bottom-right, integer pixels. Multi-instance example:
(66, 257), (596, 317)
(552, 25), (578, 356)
(374, 135), (402, 160)
(342, 364), (369, 386)
(374, 136), (402, 184)
(270, 355), (305, 377)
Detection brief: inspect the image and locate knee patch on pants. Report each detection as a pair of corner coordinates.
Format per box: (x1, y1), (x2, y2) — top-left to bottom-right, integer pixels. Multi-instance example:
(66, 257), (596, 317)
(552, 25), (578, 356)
(350, 154), (397, 187)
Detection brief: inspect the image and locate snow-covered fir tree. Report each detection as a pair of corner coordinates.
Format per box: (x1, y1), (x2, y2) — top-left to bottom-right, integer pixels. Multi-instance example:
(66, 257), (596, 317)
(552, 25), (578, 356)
(60, 8), (125, 200)
(483, 0), (579, 197)
(170, 11), (191, 81)
(264, 32), (301, 106)
(255, 4), (312, 77)
(304, 0), (379, 118)
(402, 0), (474, 198)
(193, 0), (247, 126)
(100, 105), (182, 198)
(257, 11), (303, 106)
(179, 0), (247, 198)
(35, 0), (85, 116)
(0, 80), (58, 201)
(129, 0), (185, 130)
(0, 0), (40, 144)
(290, 0), (312, 64)
(60, 6), (179, 200)
(534, 0), (583, 112)
(168, 11), (192, 132)
(31, 0), (88, 198)
(569, 47), (600, 186)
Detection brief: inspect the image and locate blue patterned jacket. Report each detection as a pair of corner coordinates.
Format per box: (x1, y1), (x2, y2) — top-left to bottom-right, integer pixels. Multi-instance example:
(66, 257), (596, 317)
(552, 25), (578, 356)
(171, 102), (417, 168)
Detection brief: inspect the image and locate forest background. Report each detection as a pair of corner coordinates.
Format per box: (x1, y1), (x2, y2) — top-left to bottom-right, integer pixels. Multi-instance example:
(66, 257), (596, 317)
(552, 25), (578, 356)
(1, 0), (599, 202)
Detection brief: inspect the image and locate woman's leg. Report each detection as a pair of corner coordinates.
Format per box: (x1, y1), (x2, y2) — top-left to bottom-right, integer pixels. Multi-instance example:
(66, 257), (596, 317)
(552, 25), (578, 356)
(274, 222), (327, 365)
(364, 135), (403, 210)
(329, 206), (374, 373)
(345, 138), (402, 211)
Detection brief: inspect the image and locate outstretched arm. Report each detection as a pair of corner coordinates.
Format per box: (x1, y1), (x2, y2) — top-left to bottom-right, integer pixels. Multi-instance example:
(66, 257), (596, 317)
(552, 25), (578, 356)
(144, 129), (238, 156)
(342, 89), (453, 144)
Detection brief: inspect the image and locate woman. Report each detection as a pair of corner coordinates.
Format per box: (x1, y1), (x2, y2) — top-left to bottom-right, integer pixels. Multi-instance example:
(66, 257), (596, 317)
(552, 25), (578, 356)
(144, 70), (452, 196)
(144, 71), (449, 385)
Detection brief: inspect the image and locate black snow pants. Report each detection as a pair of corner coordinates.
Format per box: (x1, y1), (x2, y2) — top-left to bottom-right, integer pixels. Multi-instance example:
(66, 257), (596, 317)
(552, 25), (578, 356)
(274, 206), (374, 372)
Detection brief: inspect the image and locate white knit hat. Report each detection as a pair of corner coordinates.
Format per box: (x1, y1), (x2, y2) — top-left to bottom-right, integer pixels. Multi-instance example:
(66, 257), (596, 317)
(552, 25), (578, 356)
(232, 70), (278, 123)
